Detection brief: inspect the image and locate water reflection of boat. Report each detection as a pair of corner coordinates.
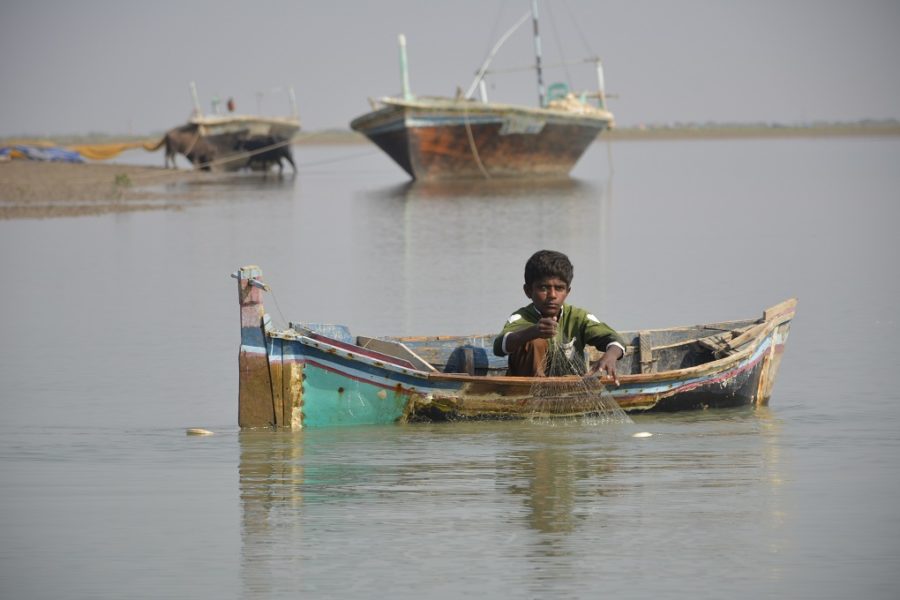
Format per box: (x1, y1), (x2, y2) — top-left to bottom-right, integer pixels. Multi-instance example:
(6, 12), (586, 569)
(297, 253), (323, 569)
(233, 265), (796, 429)
(349, 174), (613, 337)
(373, 177), (592, 201)
(349, 1), (614, 181)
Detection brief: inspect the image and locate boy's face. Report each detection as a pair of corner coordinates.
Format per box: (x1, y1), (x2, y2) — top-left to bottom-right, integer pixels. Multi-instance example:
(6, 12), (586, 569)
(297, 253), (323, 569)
(524, 276), (570, 319)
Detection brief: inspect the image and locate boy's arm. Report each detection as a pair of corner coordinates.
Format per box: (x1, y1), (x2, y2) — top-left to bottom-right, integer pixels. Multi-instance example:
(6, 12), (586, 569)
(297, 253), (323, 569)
(589, 344), (624, 383)
(503, 318), (557, 354)
(585, 321), (626, 383)
(493, 315), (558, 356)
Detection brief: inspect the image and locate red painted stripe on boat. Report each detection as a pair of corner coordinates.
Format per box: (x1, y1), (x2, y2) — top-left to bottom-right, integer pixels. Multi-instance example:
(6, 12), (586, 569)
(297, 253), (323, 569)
(306, 332), (416, 369)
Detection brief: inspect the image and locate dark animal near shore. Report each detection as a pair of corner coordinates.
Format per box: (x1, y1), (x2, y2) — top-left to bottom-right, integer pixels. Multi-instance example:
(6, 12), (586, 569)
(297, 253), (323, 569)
(148, 126), (217, 171)
(237, 135), (296, 174)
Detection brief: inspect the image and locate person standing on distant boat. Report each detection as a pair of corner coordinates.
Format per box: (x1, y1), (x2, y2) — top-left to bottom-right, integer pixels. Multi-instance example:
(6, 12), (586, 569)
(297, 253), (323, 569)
(492, 250), (626, 381)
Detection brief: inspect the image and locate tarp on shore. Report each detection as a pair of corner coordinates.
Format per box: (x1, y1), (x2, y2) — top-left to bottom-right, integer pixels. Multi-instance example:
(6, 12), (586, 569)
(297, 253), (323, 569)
(68, 140), (161, 160)
(0, 138), (166, 162)
(0, 144), (84, 163)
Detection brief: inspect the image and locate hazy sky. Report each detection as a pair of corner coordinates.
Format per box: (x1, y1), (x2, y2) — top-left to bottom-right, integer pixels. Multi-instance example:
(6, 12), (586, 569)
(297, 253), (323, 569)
(2, 0), (898, 137)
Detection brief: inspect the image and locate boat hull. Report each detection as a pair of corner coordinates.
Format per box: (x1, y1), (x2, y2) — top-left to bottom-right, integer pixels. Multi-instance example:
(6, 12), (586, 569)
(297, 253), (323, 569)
(192, 115), (300, 171)
(234, 267), (796, 429)
(350, 99), (612, 180)
(407, 320), (791, 420)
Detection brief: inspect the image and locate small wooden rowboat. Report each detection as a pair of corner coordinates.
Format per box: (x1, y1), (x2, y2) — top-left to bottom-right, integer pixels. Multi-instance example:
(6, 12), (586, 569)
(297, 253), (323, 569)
(234, 266), (796, 429)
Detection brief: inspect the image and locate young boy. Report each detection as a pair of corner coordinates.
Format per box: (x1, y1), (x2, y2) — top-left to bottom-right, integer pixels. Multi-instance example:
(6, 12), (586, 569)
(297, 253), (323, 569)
(492, 250), (626, 381)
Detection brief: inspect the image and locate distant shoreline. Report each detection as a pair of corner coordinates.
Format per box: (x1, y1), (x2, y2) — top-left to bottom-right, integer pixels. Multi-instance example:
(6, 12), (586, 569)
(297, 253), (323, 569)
(4, 121), (899, 148)
(600, 122), (900, 142)
(293, 122), (900, 144)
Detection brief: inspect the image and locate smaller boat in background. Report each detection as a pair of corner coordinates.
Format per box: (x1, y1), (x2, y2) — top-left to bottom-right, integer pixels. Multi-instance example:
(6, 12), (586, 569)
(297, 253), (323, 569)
(152, 82), (301, 172)
(350, 1), (615, 181)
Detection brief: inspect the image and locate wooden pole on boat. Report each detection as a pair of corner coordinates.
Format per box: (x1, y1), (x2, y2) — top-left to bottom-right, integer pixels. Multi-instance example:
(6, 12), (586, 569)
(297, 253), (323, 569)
(595, 59), (607, 110)
(189, 81), (203, 117)
(531, 0), (546, 107)
(398, 34), (413, 100)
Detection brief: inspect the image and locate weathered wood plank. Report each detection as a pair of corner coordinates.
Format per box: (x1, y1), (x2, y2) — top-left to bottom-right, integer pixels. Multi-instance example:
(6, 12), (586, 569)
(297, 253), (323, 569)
(639, 330), (656, 374)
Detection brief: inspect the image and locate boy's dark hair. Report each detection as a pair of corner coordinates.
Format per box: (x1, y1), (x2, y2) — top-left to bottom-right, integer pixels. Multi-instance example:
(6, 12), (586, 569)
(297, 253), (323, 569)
(524, 250), (573, 286)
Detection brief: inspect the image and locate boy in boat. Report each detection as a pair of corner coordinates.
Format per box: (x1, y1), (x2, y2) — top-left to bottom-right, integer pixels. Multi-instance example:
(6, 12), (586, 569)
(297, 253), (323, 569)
(492, 250), (626, 381)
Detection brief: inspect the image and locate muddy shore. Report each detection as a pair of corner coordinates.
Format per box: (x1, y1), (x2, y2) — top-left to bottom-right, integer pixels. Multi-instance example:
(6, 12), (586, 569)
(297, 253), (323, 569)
(0, 161), (219, 219)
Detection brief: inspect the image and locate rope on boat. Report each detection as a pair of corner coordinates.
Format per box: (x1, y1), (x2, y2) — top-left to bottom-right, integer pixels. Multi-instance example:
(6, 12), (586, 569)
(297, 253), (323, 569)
(190, 136), (290, 171)
(463, 103), (491, 179)
(192, 132), (377, 171)
(265, 285), (291, 331)
(10, 133), (379, 190)
(293, 149), (379, 169)
(545, 2), (573, 87)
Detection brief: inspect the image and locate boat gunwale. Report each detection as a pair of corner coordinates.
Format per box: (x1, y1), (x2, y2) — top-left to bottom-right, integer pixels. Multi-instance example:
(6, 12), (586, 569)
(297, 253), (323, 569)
(381, 96), (613, 120)
(428, 326), (771, 386)
(268, 298), (797, 388)
(190, 114), (301, 127)
(350, 96), (613, 128)
(266, 329), (434, 380)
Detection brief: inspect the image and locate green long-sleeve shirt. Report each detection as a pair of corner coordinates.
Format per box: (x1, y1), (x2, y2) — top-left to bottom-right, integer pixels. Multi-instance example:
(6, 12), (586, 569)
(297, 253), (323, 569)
(492, 303), (625, 371)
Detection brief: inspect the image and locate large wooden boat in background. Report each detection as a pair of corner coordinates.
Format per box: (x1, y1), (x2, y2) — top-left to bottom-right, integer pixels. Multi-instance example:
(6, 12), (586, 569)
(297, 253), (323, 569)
(350, 2), (614, 181)
(234, 265), (796, 429)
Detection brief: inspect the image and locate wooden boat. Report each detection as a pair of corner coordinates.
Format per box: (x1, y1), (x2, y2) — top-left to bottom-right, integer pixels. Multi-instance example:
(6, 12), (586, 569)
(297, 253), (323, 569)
(234, 266), (797, 429)
(350, 2), (614, 181)
(189, 114), (300, 171)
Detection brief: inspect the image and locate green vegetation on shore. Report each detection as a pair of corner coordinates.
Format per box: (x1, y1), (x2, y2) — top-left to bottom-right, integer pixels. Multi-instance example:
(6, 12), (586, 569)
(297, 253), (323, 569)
(602, 119), (900, 141)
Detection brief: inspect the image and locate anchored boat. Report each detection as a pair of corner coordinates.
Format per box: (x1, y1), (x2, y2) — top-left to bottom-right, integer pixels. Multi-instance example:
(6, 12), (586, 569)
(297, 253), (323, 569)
(234, 266), (796, 429)
(350, 1), (614, 181)
(151, 82), (300, 171)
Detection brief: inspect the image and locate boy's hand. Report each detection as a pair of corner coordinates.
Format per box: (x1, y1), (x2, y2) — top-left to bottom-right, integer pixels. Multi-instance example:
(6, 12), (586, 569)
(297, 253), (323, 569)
(534, 317), (558, 339)
(589, 347), (623, 385)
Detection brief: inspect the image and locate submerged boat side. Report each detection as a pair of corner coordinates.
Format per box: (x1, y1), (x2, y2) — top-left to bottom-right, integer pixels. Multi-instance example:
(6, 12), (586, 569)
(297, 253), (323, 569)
(350, 98), (613, 180)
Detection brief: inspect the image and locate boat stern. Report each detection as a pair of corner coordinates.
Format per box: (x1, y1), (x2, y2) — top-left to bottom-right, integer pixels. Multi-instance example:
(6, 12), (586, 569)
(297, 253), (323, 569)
(754, 299), (797, 405)
(234, 266), (277, 428)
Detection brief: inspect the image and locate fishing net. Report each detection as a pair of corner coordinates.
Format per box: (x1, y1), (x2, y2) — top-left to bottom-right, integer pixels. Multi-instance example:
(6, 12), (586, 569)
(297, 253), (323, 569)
(529, 337), (632, 425)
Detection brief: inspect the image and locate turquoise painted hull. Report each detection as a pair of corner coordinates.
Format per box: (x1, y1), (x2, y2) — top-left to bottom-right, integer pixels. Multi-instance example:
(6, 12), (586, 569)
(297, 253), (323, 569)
(301, 363), (411, 427)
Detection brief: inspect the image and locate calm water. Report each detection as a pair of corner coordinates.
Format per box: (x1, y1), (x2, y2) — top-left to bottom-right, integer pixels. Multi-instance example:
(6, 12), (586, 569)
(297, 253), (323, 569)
(1, 137), (899, 599)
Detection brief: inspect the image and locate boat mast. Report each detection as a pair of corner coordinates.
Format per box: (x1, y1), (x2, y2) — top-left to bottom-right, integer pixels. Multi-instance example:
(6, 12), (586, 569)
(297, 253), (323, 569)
(595, 60), (607, 110)
(531, 0), (545, 107)
(398, 34), (413, 100)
